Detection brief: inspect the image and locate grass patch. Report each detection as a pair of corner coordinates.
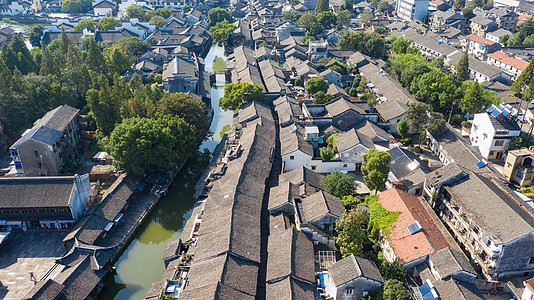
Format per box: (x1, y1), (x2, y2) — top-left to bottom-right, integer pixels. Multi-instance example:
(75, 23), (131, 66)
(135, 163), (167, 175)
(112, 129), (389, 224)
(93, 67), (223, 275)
(519, 187), (534, 199)
(212, 56), (227, 72)
(364, 195), (401, 237)
(220, 124), (231, 139)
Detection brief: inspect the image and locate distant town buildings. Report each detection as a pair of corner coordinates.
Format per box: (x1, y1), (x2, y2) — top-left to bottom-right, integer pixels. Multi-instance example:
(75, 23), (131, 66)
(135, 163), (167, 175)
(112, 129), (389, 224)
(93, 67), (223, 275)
(395, 0), (429, 21)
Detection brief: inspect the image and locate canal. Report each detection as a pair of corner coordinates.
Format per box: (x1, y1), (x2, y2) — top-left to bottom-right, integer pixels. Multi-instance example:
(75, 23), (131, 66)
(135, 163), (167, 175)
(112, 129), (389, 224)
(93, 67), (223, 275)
(99, 44), (233, 300)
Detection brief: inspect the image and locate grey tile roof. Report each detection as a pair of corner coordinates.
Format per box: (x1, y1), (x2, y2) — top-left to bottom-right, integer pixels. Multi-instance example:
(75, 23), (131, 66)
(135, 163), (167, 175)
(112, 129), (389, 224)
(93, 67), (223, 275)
(274, 95), (303, 126)
(416, 263), (485, 300)
(300, 190), (344, 223)
(470, 15), (495, 26)
(162, 56), (198, 82)
(448, 52), (502, 78)
(279, 123), (314, 156)
(328, 254), (384, 286)
(387, 146), (432, 180)
(162, 239), (181, 260)
(234, 101), (273, 126)
(425, 163), (465, 186)
(353, 119), (390, 143)
(0, 176), (76, 208)
(268, 181), (298, 211)
(334, 128), (374, 153)
(266, 276), (314, 300)
(95, 28), (137, 43)
(266, 227), (315, 283)
(23, 279), (66, 300)
(445, 169), (534, 244)
(278, 166), (324, 190)
(325, 97), (367, 117)
(269, 212), (291, 235)
(430, 247), (476, 280)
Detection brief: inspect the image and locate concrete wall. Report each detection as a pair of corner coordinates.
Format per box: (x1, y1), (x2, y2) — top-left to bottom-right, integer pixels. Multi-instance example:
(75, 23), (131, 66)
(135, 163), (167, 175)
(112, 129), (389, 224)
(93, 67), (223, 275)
(69, 174), (91, 221)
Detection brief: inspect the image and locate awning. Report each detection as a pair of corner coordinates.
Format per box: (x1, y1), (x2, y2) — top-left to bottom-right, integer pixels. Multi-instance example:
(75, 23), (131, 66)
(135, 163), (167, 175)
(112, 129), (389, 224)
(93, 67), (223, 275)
(5, 221), (21, 226)
(0, 220), (6, 226)
(104, 221), (114, 232)
(113, 213), (124, 223)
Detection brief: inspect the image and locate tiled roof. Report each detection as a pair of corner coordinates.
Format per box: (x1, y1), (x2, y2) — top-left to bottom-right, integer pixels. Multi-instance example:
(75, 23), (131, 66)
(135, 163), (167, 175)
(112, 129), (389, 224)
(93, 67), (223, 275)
(488, 51), (529, 70)
(0, 176), (76, 208)
(279, 123), (314, 156)
(328, 254), (384, 286)
(334, 128), (374, 153)
(430, 247), (476, 279)
(466, 33), (497, 45)
(278, 166), (324, 190)
(378, 188), (451, 264)
(299, 190), (344, 223)
(266, 276), (314, 299)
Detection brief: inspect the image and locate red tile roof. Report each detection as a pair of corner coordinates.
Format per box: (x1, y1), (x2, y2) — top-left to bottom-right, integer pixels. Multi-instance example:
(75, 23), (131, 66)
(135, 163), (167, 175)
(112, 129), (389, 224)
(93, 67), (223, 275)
(429, 0), (444, 5)
(519, 14), (532, 21)
(488, 51), (529, 70)
(466, 34), (497, 46)
(525, 277), (534, 292)
(378, 188), (451, 264)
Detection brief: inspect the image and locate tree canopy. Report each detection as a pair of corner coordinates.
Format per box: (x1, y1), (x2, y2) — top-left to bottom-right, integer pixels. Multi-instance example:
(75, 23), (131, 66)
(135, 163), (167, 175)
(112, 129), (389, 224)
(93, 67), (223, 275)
(383, 279), (410, 300)
(321, 169), (355, 198)
(335, 207), (369, 257)
(362, 149), (391, 192)
(210, 21), (237, 47)
(106, 115), (197, 175)
(62, 0), (91, 13)
(316, 0), (330, 13)
(219, 83), (266, 111)
(306, 77), (329, 96)
(116, 37), (151, 55)
(208, 8), (232, 25)
(456, 51), (469, 82)
(297, 13), (322, 36)
(339, 31), (386, 58)
(97, 17), (121, 31)
(74, 19), (96, 31)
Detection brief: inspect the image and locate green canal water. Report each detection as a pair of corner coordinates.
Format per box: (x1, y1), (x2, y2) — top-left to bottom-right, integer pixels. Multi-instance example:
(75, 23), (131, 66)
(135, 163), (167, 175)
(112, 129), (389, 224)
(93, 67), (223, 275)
(99, 45), (233, 300)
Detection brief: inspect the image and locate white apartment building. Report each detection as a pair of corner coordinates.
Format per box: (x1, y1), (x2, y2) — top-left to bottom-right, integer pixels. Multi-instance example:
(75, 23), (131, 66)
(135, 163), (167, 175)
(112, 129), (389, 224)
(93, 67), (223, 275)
(396, 0), (429, 21)
(470, 106), (521, 160)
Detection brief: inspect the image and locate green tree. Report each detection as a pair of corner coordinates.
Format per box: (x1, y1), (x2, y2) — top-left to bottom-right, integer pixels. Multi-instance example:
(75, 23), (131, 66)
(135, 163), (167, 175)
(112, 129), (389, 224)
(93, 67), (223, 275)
(126, 6), (145, 20)
(219, 83), (266, 111)
(500, 33), (510, 45)
(360, 9), (374, 26)
(320, 146), (336, 160)
(339, 31), (386, 58)
(208, 7), (232, 25)
(306, 77), (329, 96)
(117, 37), (151, 55)
(74, 19), (96, 31)
(392, 37), (412, 54)
(87, 75), (120, 134)
(84, 38), (107, 73)
(316, 0), (330, 13)
(210, 21), (237, 46)
(317, 11), (337, 28)
(362, 149), (391, 193)
(156, 93), (210, 143)
(104, 44), (133, 74)
(337, 10), (352, 26)
(379, 261), (406, 281)
(397, 118), (409, 139)
(456, 51), (469, 81)
(313, 90), (334, 104)
(410, 69), (459, 113)
(459, 81), (500, 114)
(182, 5), (191, 13)
(405, 102), (430, 132)
(29, 26), (44, 47)
(341, 195), (358, 209)
(425, 112), (447, 137)
(155, 7), (171, 18)
(97, 16), (121, 31)
(524, 34), (534, 48)
(62, 0), (91, 13)
(297, 13), (322, 36)
(383, 279), (410, 300)
(0, 35), (36, 74)
(106, 115), (197, 175)
(321, 169), (355, 198)
(335, 207), (369, 257)
(150, 15), (167, 28)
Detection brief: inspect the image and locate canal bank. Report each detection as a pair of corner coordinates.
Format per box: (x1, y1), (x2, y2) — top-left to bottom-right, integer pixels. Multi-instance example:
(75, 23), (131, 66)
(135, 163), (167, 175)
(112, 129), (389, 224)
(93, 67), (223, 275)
(99, 44), (233, 300)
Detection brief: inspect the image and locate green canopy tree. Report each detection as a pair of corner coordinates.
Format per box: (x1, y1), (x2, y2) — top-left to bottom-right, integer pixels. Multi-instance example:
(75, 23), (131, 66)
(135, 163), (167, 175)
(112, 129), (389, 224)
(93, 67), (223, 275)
(405, 102), (430, 132)
(97, 17), (121, 31)
(210, 21), (237, 46)
(334, 207), (369, 257)
(383, 279), (410, 300)
(208, 7), (232, 25)
(321, 169), (355, 198)
(156, 93), (210, 143)
(362, 149), (391, 193)
(150, 15), (167, 28)
(306, 77), (329, 96)
(73, 19), (96, 31)
(29, 26), (44, 47)
(425, 112), (447, 137)
(106, 115), (197, 175)
(117, 37), (151, 55)
(125, 6), (145, 20)
(219, 82), (266, 111)
(155, 7), (171, 18)
(313, 91), (334, 104)
(297, 13), (322, 36)
(456, 51), (469, 81)
(84, 38), (107, 73)
(397, 118), (409, 139)
(459, 81), (501, 115)
(391, 37), (412, 54)
(317, 11), (337, 28)
(344, 0), (353, 10)
(104, 44), (133, 74)
(379, 261), (406, 281)
(337, 10), (352, 26)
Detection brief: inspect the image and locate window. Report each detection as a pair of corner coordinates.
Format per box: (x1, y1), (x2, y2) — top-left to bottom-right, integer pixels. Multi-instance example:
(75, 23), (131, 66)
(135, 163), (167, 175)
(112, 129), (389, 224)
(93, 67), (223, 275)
(343, 164), (348, 168)
(311, 166), (317, 170)
(490, 151), (494, 156)
(34, 151), (39, 157)
(345, 288), (353, 295)
(494, 140), (504, 146)
(529, 257), (534, 265)
(290, 156), (294, 160)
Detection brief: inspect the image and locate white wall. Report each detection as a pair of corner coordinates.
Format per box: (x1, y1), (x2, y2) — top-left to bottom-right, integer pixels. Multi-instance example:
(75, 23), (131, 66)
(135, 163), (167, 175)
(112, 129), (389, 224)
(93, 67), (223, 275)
(69, 174), (91, 221)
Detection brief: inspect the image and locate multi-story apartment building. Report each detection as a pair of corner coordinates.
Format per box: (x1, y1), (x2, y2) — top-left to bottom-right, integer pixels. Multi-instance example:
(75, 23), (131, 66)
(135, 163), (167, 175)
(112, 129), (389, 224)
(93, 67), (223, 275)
(503, 147), (534, 187)
(9, 105), (82, 176)
(423, 163), (534, 279)
(469, 108), (521, 160)
(487, 51), (529, 82)
(465, 34), (502, 60)
(396, 0), (429, 21)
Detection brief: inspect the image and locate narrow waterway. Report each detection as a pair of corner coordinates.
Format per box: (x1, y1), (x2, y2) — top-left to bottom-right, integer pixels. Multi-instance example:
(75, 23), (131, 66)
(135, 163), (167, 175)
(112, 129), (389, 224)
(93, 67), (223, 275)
(99, 44), (233, 300)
